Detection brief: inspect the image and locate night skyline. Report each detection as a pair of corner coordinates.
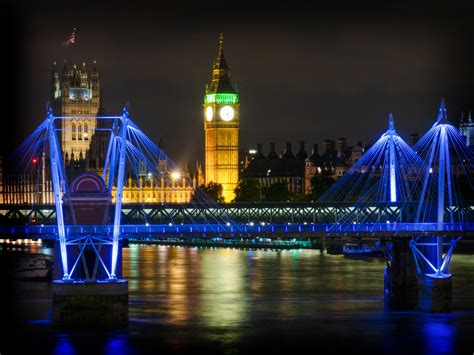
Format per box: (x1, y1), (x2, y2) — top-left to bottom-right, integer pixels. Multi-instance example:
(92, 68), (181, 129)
(2, 3), (474, 353)
(5, 1), (474, 166)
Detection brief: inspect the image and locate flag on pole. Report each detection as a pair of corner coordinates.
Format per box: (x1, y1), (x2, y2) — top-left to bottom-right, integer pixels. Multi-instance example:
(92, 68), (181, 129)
(62, 28), (76, 46)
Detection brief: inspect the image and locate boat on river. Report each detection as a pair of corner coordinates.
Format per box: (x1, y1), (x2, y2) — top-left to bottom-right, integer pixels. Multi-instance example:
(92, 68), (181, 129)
(12, 252), (53, 280)
(343, 240), (384, 258)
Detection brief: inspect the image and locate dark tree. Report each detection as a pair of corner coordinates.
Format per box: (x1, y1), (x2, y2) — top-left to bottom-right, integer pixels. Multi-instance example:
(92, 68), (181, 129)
(233, 179), (262, 202)
(191, 182), (225, 203)
(310, 174), (336, 200)
(263, 181), (291, 202)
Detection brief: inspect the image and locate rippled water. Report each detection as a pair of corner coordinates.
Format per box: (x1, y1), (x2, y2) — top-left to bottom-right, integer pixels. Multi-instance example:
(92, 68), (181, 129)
(2, 245), (474, 354)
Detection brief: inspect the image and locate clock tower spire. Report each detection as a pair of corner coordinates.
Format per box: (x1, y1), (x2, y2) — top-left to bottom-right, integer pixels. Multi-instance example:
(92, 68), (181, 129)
(203, 34), (240, 202)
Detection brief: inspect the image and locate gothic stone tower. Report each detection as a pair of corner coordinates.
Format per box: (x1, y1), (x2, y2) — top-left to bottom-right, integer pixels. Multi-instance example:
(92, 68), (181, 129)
(203, 34), (240, 202)
(51, 60), (101, 162)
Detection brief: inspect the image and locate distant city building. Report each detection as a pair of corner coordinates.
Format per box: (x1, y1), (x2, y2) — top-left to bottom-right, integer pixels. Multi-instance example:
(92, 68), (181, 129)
(239, 147), (257, 176)
(304, 140), (364, 195)
(240, 139), (365, 197)
(459, 111), (474, 147)
(203, 34), (240, 202)
(241, 141), (307, 194)
(336, 137), (347, 156)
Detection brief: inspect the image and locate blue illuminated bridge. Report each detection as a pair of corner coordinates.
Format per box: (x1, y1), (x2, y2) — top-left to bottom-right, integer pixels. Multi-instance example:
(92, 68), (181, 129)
(1, 202), (473, 239)
(3, 100), (474, 314)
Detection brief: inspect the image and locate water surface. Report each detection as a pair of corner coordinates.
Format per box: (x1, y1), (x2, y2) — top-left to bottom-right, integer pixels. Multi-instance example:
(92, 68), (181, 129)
(3, 245), (474, 354)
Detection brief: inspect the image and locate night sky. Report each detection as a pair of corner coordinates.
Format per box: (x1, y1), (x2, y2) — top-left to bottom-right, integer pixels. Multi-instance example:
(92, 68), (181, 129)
(4, 1), (474, 166)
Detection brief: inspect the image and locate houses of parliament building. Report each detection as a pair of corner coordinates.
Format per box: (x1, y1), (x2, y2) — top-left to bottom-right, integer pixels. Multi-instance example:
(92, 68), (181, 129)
(1, 58), (201, 204)
(1, 35), (240, 204)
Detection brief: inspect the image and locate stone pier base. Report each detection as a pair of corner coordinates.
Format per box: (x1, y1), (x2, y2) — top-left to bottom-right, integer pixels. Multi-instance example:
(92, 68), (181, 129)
(52, 279), (128, 326)
(417, 274), (452, 312)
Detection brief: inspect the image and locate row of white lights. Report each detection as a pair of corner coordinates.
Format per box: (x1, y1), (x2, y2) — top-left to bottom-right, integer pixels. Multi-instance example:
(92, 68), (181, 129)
(0, 239), (43, 244)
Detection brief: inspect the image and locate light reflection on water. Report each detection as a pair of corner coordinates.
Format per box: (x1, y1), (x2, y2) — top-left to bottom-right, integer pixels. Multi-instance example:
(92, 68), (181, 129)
(422, 318), (455, 355)
(121, 245), (474, 353)
(6, 244), (474, 353)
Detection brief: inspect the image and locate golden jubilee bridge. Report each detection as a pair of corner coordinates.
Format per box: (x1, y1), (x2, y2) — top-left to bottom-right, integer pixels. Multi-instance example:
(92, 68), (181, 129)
(1, 202), (473, 239)
(2, 99), (473, 316)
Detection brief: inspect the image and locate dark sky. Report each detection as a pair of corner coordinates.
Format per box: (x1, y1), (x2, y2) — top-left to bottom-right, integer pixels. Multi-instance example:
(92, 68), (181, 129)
(4, 1), (474, 166)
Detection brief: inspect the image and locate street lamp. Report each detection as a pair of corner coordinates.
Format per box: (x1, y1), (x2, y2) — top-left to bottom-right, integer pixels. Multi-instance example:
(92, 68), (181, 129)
(171, 171), (181, 180)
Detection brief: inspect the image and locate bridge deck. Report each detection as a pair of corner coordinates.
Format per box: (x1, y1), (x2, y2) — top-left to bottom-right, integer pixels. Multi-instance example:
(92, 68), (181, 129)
(1, 223), (473, 240)
(1, 203), (473, 225)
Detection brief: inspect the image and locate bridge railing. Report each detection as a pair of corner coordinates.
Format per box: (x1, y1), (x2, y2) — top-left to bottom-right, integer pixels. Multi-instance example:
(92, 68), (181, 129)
(1, 222), (473, 239)
(1, 202), (473, 225)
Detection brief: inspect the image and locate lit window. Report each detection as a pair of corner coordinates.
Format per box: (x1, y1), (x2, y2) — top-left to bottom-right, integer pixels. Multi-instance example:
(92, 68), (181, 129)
(71, 123), (76, 140)
(78, 124), (82, 140)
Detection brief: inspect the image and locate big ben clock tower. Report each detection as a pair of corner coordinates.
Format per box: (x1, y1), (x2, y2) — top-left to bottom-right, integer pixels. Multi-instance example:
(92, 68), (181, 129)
(203, 34), (239, 202)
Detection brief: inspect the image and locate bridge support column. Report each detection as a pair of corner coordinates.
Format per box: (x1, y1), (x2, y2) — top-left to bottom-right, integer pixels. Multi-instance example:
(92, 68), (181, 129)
(384, 239), (418, 310)
(411, 236), (456, 312)
(52, 173), (129, 325)
(417, 274), (452, 312)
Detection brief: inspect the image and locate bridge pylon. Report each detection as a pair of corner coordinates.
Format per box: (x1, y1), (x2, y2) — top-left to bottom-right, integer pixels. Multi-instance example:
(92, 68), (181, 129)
(409, 98), (472, 312)
(44, 106), (131, 324)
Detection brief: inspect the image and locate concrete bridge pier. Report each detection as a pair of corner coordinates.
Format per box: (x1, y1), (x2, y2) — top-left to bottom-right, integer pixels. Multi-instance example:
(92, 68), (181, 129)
(384, 238), (418, 310)
(385, 237), (454, 312)
(417, 273), (452, 312)
(415, 236), (453, 312)
(52, 279), (128, 325)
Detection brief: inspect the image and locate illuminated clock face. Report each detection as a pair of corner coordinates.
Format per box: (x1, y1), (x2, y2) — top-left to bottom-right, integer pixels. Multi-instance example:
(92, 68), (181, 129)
(205, 106), (214, 121)
(219, 106), (235, 121)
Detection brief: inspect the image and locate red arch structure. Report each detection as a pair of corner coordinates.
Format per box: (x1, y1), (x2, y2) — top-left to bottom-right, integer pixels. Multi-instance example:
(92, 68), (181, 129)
(70, 173), (107, 193)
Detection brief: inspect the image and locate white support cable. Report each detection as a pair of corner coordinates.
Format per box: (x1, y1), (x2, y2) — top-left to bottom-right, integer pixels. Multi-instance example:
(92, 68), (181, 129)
(47, 111), (69, 280)
(440, 244), (455, 273)
(102, 130), (115, 183)
(409, 240), (422, 273)
(412, 246), (438, 274)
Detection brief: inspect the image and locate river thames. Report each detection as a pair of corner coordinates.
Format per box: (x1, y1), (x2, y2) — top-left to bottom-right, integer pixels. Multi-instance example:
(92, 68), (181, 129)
(2, 244), (474, 354)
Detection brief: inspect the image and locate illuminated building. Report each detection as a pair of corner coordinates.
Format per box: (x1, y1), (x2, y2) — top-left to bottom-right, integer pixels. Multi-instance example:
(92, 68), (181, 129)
(111, 167), (202, 204)
(2, 57), (201, 205)
(51, 60), (102, 162)
(1, 60), (104, 205)
(203, 34), (240, 202)
(1, 153), (54, 204)
(459, 111), (474, 147)
(239, 147), (258, 176)
(110, 146), (203, 204)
